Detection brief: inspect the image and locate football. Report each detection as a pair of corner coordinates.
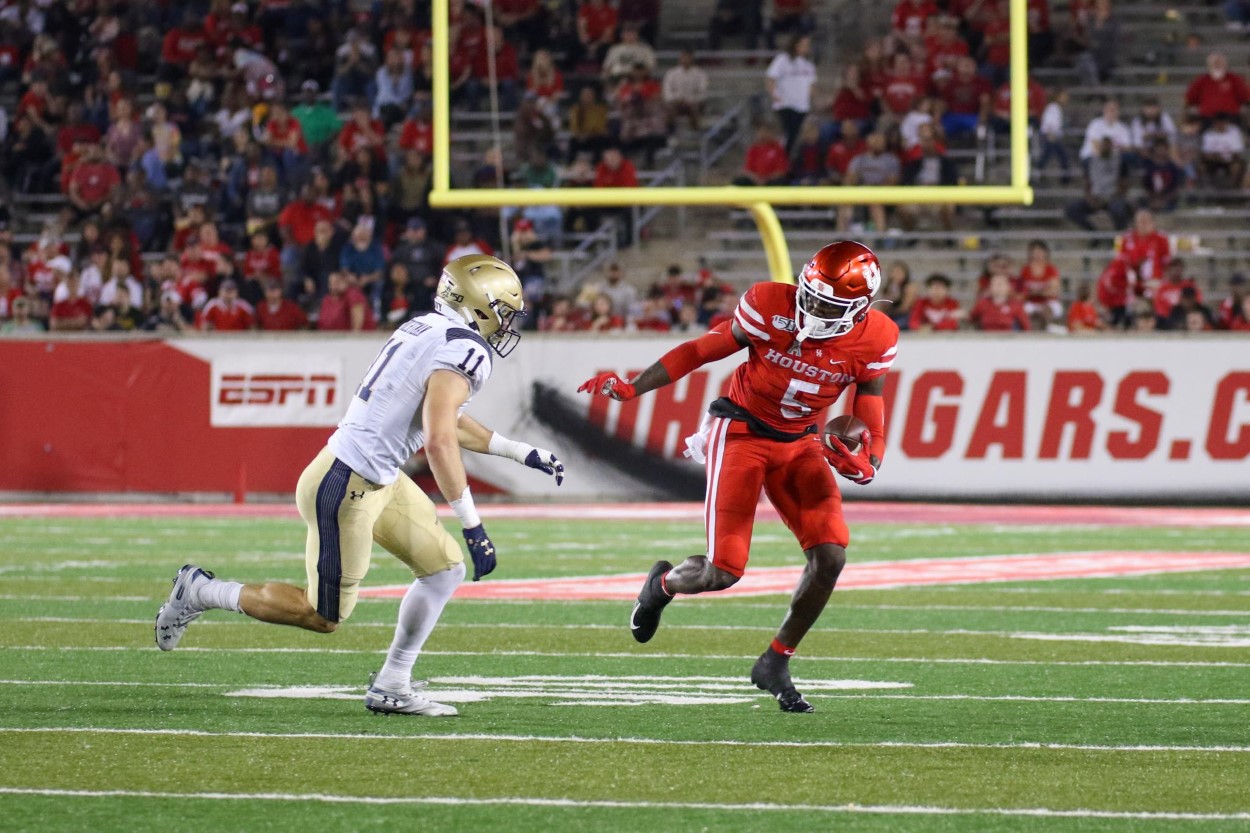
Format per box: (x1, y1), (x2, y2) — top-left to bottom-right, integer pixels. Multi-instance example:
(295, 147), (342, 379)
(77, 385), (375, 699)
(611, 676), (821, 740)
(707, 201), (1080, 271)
(823, 414), (870, 454)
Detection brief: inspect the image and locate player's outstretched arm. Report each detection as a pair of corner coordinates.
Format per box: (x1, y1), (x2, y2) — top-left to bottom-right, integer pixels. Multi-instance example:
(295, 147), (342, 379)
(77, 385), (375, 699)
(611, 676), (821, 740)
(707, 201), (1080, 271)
(424, 371), (497, 580)
(578, 321), (748, 401)
(456, 413), (566, 486)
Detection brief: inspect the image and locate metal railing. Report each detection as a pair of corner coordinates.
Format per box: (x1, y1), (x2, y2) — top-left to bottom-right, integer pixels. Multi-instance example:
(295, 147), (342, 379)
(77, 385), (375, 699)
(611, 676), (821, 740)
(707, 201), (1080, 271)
(631, 159), (687, 246)
(698, 99), (750, 183)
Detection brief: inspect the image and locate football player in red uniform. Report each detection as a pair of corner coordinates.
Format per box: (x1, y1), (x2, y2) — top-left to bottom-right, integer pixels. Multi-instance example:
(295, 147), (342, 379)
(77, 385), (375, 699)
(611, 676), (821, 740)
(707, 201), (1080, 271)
(579, 241), (898, 712)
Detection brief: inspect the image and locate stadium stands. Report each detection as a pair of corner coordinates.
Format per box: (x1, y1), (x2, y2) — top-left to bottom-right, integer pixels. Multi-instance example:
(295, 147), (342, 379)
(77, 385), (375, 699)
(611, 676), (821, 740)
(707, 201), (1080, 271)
(0, 0), (1247, 336)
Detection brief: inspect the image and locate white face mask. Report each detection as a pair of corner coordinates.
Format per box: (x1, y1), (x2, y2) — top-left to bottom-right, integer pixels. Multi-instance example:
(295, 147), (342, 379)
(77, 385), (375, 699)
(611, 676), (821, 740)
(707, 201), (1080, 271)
(794, 278), (869, 341)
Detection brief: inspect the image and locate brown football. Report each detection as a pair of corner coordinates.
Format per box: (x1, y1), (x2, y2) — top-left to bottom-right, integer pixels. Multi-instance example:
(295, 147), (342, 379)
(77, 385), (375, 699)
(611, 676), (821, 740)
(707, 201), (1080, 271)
(823, 414), (870, 454)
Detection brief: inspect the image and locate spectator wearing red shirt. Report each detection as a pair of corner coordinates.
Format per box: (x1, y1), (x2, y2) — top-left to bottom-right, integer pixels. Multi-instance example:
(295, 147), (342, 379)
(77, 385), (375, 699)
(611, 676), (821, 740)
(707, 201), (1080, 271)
(263, 101), (309, 172)
(318, 270), (375, 332)
(825, 120), (866, 183)
(1018, 240), (1064, 328)
(734, 124), (790, 185)
(991, 77), (1048, 134)
(1067, 282), (1104, 332)
(279, 185), (335, 248)
(197, 280), (255, 331)
(940, 57), (991, 138)
(398, 113), (433, 156)
(1119, 209), (1171, 285)
(466, 25), (520, 110)
(66, 145), (121, 220)
(577, 0), (618, 68)
(338, 104), (387, 161)
(256, 279), (309, 330)
(496, 0), (546, 52)
(49, 273), (94, 332)
(1153, 259), (1201, 322)
(980, 2), (1012, 85)
(881, 53), (927, 118)
(1096, 256), (1136, 328)
(924, 17), (969, 88)
(970, 273), (1031, 331)
(592, 146), (639, 244)
(892, 0), (939, 45)
(909, 273), (963, 331)
(1227, 297), (1250, 331)
(582, 294), (625, 332)
(159, 12), (207, 80)
(55, 102), (101, 159)
(16, 77), (51, 132)
(831, 64), (874, 130)
(241, 230), (281, 280)
(1184, 52), (1249, 123)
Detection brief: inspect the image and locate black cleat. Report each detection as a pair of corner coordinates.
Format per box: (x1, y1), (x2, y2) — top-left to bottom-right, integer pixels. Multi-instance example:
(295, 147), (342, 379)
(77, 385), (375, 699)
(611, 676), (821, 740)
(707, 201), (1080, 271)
(751, 648), (814, 713)
(629, 560), (674, 643)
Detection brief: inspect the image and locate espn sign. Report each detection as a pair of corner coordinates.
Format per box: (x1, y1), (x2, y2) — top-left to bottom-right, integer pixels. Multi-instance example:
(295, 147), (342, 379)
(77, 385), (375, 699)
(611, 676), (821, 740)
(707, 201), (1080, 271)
(210, 355), (345, 427)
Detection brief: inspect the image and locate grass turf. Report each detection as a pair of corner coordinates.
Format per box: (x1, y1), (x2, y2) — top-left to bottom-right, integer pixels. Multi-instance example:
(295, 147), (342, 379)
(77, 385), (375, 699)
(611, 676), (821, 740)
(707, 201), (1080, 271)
(0, 515), (1247, 832)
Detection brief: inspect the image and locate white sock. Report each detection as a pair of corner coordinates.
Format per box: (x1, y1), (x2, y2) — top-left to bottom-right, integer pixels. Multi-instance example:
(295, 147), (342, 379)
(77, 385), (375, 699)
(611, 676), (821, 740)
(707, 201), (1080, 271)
(195, 578), (244, 613)
(374, 562), (465, 691)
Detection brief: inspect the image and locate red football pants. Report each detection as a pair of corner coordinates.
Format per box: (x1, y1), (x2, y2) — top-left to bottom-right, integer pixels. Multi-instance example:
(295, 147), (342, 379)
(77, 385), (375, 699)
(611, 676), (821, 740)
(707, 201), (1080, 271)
(702, 417), (849, 577)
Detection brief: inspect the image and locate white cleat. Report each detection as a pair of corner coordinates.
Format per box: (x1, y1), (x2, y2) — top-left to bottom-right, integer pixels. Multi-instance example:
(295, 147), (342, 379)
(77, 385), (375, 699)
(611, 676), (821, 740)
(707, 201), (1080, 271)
(154, 564), (214, 651)
(365, 673), (458, 717)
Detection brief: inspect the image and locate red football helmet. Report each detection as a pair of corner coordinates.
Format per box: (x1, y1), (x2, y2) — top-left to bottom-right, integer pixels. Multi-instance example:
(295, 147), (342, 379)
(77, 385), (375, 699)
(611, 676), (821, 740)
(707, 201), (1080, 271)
(795, 241), (882, 340)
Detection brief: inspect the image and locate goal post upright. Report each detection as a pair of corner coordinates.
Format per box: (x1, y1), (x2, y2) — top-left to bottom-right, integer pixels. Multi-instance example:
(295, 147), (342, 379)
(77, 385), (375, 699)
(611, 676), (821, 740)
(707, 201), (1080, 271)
(428, 0), (1033, 284)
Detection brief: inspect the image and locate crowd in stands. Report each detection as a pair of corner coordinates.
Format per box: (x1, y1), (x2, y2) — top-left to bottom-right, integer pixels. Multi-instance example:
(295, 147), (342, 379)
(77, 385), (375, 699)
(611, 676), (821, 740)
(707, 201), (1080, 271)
(0, 0), (1248, 335)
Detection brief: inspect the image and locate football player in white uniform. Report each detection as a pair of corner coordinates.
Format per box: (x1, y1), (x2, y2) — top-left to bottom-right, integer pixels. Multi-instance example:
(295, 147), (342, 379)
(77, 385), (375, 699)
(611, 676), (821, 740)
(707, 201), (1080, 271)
(155, 255), (564, 716)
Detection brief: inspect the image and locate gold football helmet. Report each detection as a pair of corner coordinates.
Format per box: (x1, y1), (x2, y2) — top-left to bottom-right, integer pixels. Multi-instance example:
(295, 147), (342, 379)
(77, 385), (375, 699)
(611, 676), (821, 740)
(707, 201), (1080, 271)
(436, 254), (526, 357)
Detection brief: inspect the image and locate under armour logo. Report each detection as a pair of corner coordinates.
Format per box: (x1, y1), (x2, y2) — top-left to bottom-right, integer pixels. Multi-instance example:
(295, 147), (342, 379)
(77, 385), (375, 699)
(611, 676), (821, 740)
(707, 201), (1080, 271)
(349, 490), (365, 501)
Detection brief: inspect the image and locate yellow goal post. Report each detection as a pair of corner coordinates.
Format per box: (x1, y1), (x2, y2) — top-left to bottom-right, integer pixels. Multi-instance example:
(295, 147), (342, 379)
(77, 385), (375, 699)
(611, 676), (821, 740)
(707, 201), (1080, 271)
(428, 0), (1034, 284)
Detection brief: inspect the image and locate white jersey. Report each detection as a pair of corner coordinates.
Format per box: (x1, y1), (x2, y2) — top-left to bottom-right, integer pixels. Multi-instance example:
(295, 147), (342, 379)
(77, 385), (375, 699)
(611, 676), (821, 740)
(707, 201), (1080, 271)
(327, 312), (493, 485)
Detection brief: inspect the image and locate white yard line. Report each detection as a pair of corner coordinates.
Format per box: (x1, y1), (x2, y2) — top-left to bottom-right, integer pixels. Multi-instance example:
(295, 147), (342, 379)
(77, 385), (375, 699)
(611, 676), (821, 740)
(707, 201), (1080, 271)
(4, 644), (1250, 668)
(0, 681), (1245, 706)
(11, 617), (1250, 642)
(0, 787), (1245, 821)
(3, 726), (1250, 754)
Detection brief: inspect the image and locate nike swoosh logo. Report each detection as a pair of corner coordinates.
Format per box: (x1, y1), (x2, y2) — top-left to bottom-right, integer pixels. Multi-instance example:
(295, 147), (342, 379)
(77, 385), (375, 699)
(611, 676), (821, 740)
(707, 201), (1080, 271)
(630, 602), (642, 630)
(829, 360), (846, 366)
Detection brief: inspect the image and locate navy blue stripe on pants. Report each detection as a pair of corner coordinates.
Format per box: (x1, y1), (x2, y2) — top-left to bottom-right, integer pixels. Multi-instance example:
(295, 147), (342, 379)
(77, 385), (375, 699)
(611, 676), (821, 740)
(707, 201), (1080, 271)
(313, 459), (353, 622)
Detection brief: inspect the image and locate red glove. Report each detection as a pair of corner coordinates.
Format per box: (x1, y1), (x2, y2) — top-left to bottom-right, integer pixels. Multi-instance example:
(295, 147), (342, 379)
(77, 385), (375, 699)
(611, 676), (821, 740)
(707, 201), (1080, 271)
(823, 430), (876, 485)
(577, 372), (637, 401)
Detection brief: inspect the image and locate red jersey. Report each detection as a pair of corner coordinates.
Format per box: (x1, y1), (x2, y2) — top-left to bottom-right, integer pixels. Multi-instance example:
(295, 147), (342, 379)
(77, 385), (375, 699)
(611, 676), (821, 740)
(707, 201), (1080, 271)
(744, 140), (790, 181)
(257, 298), (309, 331)
(891, 0), (938, 38)
(726, 282), (899, 434)
(265, 116), (308, 155)
(1067, 300), (1100, 330)
(825, 138), (866, 176)
(594, 159), (639, 188)
(1118, 230), (1170, 283)
(338, 119), (386, 157)
(1218, 296), (1247, 329)
(398, 118), (433, 155)
(909, 297), (961, 331)
(68, 162), (120, 205)
(993, 78), (1048, 120)
(579, 2), (618, 41)
(161, 26), (206, 64)
(1018, 263), (1059, 302)
(1097, 259), (1133, 308)
(472, 43), (519, 82)
(318, 286), (376, 331)
(50, 297), (94, 329)
(197, 298), (255, 331)
(970, 297), (1030, 331)
(1185, 72), (1250, 119)
(831, 87), (874, 122)
(1154, 279), (1201, 319)
(278, 201), (333, 246)
(242, 246), (281, 279)
(882, 71), (926, 116)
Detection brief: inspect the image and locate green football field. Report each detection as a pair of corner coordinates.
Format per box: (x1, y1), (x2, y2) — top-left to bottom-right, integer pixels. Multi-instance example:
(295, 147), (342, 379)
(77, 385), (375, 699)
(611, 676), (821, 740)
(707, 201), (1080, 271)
(1, 508), (1249, 832)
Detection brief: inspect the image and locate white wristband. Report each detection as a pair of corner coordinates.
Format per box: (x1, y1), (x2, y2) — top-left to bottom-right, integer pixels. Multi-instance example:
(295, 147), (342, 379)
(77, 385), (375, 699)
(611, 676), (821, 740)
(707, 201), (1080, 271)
(487, 432), (532, 464)
(449, 486), (481, 529)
